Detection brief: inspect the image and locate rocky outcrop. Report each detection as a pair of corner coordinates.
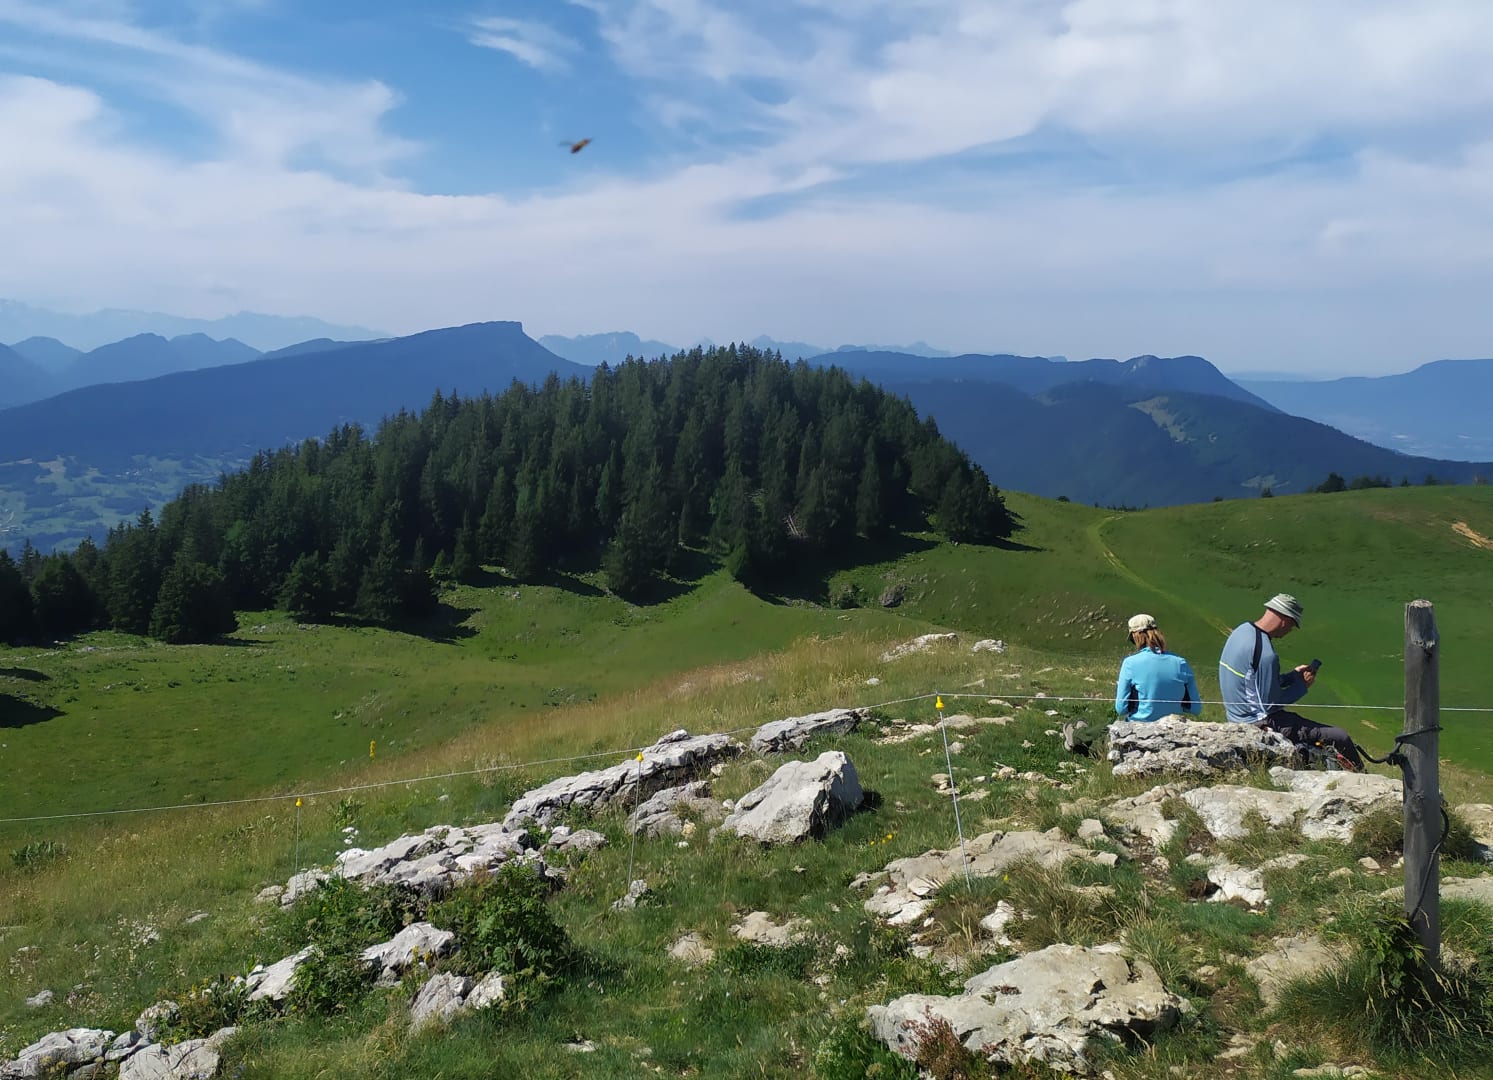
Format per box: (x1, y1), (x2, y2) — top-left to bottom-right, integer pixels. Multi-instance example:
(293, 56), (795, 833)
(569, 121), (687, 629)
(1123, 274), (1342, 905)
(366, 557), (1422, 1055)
(732, 911), (809, 947)
(1245, 933), (1339, 1008)
(720, 752), (863, 843)
(879, 633), (958, 662)
(857, 829), (1099, 926)
(1182, 768), (1401, 841)
(503, 729), (743, 829)
(2, 1024), (235, 1080)
(750, 708), (865, 753)
(118, 1027), (235, 1080)
(626, 782), (724, 837)
(332, 823), (539, 897)
(408, 971), (507, 1031)
(2, 1028), (115, 1079)
(360, 923), (454, 985)
(867, 944), (1186, 1076)
(243, 946), (317, 1003)
(1107, 719), (1297, 779)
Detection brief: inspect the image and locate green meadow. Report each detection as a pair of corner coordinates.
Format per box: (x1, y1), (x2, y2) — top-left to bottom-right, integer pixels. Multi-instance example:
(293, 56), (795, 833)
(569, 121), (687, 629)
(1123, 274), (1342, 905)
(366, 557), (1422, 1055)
(3, 485), (1493, 1077)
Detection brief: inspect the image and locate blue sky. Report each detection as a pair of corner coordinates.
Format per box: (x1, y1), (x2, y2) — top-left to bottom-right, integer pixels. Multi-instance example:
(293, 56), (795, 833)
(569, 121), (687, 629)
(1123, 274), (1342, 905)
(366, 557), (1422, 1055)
(3, 1), (1493, 374)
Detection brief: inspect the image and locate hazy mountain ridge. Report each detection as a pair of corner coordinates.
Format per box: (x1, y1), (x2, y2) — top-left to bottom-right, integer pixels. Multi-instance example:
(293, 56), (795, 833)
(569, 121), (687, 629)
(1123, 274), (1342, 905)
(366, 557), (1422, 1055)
(539, 331), (954, 366)
(0, 297), (384, 352)
(1239, 358), (1493, 461)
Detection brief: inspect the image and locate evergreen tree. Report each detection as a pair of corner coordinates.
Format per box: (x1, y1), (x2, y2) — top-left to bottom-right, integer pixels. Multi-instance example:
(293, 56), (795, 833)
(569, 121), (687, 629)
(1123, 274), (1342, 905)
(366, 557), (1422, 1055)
(452, 519), (480, 583)
(356, 540), (404, 625)
(280, 552), (333, 621)
(31, 557), (93, 641)
(106, 510), (162, 635)
(0, 551), (35, 644)
(150, 559), (237, 644)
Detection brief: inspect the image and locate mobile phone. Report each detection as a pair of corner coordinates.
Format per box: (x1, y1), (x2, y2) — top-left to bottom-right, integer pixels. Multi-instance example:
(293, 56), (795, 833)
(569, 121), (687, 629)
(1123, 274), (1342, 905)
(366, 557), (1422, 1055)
(1308, 658), (1322, 672)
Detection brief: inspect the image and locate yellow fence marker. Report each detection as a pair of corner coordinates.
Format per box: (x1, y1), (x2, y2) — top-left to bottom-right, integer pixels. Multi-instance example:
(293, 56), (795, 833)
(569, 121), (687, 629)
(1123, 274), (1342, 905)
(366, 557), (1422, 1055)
(370, 740), (376, 760)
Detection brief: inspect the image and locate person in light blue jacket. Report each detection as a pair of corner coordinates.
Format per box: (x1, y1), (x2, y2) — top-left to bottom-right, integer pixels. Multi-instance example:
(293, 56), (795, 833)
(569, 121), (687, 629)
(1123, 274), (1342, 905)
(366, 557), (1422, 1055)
(1114, 613), (1203, 722)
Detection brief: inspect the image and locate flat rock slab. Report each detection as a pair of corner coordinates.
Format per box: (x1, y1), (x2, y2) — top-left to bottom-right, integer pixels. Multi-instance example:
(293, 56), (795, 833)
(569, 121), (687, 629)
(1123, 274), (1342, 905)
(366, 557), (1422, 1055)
(720, 751), (863, 844)
(1245, 933), (1339, 1008)
(504, 729), (742, 828)
(360, 922), (454, 982)
(732, 911), (809, 947)
(410, 972), (474, 1032)
(118, 1028), (235, 1080)
(751, 708), (865, 753)
(243, 945), (316, 1003)
(1180, 768), (1401, 842)
(879, 633), (958, 662)
(1108, 719), (1297, 779)
(858, 829), (1096, 926)
(867, 943), (1185, 1076)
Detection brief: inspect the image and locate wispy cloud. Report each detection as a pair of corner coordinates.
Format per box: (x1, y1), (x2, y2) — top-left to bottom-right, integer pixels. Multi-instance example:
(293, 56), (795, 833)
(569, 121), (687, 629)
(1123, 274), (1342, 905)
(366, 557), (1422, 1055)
(467, 15), (578, 72)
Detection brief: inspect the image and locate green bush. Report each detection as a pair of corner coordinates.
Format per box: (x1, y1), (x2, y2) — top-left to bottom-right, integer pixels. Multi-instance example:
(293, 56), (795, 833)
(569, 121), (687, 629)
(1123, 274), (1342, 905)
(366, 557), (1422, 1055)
(812, 1014), (918, 1080)
(11, 839), (67, 870)
(279, 876), (417, 1016)
(429, 861), (574, 997)
(288, 947), (372, 1017)
(164, 979), (259, 1041)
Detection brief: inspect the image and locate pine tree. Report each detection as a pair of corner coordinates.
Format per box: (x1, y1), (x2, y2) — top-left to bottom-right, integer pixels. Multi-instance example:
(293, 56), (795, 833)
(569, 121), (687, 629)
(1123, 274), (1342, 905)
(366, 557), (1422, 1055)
(0, 551), (36, 644)
(31, 557), (93, 640)
(280, 552), (333, 621)
(149, 559), (237, 644)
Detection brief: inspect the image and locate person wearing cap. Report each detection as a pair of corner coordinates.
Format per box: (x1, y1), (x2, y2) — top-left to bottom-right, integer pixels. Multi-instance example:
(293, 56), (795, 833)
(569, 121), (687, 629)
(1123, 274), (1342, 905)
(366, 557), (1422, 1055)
(1218, 593), (1364, 769)
(1114, 613), (1203, 722)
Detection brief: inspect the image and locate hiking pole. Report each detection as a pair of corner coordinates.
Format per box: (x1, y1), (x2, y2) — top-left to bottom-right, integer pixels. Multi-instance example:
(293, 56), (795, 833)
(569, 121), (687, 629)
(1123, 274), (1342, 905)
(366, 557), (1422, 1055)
(936, 694), (972, 887)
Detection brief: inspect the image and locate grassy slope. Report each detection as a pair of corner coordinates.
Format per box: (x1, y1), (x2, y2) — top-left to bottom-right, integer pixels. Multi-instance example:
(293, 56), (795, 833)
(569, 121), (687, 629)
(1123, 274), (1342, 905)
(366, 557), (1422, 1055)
(3, 486), (1493, 1076)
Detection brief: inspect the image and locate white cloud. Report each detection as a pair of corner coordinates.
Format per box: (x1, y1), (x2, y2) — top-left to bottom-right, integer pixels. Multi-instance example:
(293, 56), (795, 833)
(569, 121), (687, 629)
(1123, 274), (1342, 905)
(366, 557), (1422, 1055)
(467, 15), (578, 72)
(4, 1), (1493, 373)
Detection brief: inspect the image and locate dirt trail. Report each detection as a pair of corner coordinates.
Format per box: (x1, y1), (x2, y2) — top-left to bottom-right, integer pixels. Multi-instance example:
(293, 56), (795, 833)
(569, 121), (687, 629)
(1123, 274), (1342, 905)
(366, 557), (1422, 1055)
(1452, 521), (1493, 550)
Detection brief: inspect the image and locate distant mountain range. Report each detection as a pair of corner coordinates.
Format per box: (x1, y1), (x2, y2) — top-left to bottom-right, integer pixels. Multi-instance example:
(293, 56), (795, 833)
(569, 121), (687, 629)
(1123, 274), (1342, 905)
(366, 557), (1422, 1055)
(3, 320), (1491, 551)
(0, 297), (383, 352)
(1, 334), (267, 407)
(1239, 359), (1493, 462)
(538, 331), (952, 366)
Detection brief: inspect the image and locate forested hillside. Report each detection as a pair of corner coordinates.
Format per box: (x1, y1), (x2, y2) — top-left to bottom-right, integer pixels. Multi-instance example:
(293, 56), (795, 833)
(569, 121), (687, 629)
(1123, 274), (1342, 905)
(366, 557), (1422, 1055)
(0, 346), (1011, 644)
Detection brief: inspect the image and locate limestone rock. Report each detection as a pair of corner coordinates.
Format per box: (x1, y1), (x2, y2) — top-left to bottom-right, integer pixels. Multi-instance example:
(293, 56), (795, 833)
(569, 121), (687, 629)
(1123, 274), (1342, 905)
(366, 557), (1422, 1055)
(720, 752), (863, 843)
(465, 971), (508, 1011)
(279, 869), (329, 908)
(23, 990), (53, 1009)
(243, 945), (316, 1003)
(971, 639), (1007, 654)
(1101, 784), (1185, 847)
(879, 633), (957, 662)
(669, 932), (715, 967)
(859, 829), (1096, 925)
(879, 584), (906, 608)
(118, 1028), (234, 1080)
(1245, 934), (1338, 1008)
(409, 972), (474, 1031)
(1107, 719), (1297, 779)
(750, 708), (865, 753)
(135, 1000), (179, 1041)
(543, 826), (609, 856)
(627, 782), (724, 837)
(732, 912), (808, 947)
(504, 730), (742, 829)
(2, 1029), (115, 1079)
(1182, 769), (1401, 842)
(360, 923), (454, 983)
(868, 944), (1185, 1076)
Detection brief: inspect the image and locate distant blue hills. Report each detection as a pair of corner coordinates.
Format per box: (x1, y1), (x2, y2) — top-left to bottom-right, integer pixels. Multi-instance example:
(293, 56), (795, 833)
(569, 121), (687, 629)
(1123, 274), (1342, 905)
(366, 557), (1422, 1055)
(3, 318), (1491, 550)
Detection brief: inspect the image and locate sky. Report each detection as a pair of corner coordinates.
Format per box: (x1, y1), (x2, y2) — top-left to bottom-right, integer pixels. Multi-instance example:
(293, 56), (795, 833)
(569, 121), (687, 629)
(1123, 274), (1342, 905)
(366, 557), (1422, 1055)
(3, 1), (1493, 376)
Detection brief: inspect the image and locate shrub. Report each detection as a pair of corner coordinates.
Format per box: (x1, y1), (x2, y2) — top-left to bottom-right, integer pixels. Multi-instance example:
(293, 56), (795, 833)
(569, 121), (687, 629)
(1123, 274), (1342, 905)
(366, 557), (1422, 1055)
(429, 861), (574, 999)
(11, 839), (67, 870)
(280, 876), (417, 1016)
(812, 1014), (918, 1080)
(165, 979), (258, 1041)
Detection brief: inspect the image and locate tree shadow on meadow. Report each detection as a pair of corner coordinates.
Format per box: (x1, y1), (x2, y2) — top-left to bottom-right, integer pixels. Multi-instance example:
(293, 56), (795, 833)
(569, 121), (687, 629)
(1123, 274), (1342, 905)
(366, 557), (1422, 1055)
(0, 667), (50, 683)
(0, 691), (62, 729)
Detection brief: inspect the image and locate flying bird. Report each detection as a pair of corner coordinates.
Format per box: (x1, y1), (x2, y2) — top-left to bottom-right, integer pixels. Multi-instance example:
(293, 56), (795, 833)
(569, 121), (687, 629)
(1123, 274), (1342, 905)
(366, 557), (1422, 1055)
(562, 138), (592, 154)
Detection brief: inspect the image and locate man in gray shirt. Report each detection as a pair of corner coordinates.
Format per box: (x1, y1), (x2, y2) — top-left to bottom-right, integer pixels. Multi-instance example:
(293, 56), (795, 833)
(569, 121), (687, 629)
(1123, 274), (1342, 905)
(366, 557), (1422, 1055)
(1218, 593), (1364, 769)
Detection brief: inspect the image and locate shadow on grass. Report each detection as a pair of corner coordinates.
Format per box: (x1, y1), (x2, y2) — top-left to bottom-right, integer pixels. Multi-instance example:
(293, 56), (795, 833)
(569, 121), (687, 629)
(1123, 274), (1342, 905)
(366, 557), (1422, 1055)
(0, 692), (63, 728)
(0, 667), (49, 682)
(751, 532), (942, 606)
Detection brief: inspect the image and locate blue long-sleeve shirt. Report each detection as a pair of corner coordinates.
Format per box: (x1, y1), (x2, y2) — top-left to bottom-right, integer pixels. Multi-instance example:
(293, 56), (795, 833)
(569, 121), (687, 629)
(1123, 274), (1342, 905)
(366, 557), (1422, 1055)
(1114, 649), (1203, 722)
(1218, 621), (1307, 723)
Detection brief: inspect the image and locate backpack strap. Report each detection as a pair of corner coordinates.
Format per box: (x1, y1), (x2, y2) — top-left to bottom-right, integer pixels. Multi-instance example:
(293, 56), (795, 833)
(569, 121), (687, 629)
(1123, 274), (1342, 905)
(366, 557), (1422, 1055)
(1252, 624), (1264, 672)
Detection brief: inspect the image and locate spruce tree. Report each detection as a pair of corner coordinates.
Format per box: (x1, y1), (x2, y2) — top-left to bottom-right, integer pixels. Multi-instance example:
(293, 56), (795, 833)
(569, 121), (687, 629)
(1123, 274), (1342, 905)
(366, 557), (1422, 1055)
(150, 559), (237, 644)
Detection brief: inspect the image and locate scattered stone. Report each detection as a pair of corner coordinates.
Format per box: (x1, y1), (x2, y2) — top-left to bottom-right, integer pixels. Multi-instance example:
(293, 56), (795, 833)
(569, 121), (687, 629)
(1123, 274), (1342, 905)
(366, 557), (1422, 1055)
(627, 781), (725, 837)
(979, 900), (1019, 947)
(612, 879), (651, 911)
(879, 584), (906, 608)
(279, 869), (330, 908)
(504, 730), (742, 829)
(1076, 819), (1106, 842)
(1103, 785), (1186, 847)
(858, 829), (1098, 926)
(184, 912), (210, 925)
(253, 885), (284, 905)
(1182, 769), (1401, 842)
(105, 1031), (145, 1063)
(466, 971), (508, 1012)
(1107, 719), (1297, 779)
(1454, 803), (1493, 855)
(732, 911), (808, 947)
(564, 1040), (598, 1053)
(543, 826), (608, 856)
(243, 945), (317, 1003)
(331, 823), (540, 898)
(1204, 863), (1269, 908)
(1246, 934), (1338, 1008)
(879, 633), (958, 662)
(720, 751), (863, 844)
(868, 944), (1186, 1076)
(24, 989), (53, 1008)
(751, 708), (865, 753)
(409, 972), (474, 1032)
(1357, 856), (1381, 872)
(1261, 853), (1311, 872)
(668, 932), (715, 967)
(135, 1000), (179, 1041)
(971, 639), (1007, 654)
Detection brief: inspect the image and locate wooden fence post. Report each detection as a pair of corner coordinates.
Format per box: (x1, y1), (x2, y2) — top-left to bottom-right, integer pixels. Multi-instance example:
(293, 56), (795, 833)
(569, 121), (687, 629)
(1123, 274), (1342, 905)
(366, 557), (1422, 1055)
(1403, 599), (1441, 976)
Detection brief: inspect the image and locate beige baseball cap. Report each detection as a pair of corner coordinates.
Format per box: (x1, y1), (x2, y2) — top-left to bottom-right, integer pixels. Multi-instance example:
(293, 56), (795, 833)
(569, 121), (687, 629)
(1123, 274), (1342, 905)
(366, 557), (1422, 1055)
(1127, 613), (1157, 633)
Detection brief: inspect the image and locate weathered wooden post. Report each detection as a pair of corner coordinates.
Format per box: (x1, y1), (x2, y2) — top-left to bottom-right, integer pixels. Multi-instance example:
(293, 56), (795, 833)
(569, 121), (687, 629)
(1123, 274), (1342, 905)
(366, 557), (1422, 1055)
(1403, 599), (1441, 976)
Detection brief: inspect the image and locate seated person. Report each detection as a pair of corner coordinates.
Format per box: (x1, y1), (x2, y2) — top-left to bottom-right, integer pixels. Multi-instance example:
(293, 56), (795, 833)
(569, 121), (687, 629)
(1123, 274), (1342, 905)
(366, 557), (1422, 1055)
(1218, 592), (1364, 770)
(1115, 613), (1203, 722)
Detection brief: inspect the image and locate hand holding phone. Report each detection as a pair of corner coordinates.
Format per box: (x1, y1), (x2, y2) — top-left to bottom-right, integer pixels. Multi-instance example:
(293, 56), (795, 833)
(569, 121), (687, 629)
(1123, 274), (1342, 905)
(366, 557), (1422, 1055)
(1308, 658), (1322, 672)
